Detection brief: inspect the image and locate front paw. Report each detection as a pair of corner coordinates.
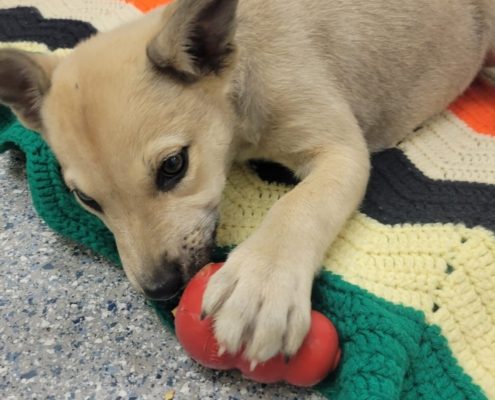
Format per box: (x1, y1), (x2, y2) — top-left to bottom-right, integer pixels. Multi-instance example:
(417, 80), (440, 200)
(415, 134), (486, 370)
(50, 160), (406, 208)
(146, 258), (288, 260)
(201, 247), (313, 364)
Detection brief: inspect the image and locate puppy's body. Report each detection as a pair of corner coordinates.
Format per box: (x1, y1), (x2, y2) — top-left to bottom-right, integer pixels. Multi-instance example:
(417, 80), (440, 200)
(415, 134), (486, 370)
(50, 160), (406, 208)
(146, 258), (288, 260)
(237, 0), (495, 155)
(1, 0), (494, 364)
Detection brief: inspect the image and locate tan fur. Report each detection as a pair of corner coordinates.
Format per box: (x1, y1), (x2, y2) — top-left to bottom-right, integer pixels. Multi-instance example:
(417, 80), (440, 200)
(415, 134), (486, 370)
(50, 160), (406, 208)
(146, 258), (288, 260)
(1, 0), (495, 363)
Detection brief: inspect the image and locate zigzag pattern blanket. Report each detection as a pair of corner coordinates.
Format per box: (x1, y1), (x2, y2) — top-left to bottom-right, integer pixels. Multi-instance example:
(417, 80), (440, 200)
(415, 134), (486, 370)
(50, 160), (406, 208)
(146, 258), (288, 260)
(0, 2), (494, 399)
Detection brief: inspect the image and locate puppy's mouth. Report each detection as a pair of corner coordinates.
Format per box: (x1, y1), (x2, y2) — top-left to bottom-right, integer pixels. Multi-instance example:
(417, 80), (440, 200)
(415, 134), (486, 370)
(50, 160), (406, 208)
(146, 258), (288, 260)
(146, 287), (184, 303)
(148, 239), (216, 304)
(137, 209), (219, 303)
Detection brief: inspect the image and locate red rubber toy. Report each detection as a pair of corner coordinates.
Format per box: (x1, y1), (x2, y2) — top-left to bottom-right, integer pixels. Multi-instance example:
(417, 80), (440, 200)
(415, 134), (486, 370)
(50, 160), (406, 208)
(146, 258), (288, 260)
(174, 263), (341, 387)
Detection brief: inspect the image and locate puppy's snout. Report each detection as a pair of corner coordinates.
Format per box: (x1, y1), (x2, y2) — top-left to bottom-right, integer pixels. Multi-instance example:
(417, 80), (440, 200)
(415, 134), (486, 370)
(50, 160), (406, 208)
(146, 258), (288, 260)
(142, 261), (184, 301)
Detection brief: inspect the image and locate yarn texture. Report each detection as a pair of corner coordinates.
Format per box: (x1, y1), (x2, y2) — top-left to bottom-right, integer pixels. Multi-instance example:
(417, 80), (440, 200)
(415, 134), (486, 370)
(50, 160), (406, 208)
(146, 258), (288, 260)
(0, 2), (494, 399)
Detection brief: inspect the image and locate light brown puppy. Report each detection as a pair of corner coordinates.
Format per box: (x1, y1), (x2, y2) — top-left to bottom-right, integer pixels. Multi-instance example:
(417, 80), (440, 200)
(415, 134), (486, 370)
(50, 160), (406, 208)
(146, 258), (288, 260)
(1, 0), (494, 365)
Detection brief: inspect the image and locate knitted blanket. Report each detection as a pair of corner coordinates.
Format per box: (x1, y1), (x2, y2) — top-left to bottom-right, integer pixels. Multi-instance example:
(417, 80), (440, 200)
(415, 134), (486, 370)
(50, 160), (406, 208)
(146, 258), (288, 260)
(1, 2), (494, 399)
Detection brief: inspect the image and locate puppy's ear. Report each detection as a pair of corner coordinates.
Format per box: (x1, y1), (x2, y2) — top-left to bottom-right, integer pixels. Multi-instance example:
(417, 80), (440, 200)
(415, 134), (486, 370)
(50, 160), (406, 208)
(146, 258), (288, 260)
(147, 0), (238, 83)
(0, 49), (59, 132)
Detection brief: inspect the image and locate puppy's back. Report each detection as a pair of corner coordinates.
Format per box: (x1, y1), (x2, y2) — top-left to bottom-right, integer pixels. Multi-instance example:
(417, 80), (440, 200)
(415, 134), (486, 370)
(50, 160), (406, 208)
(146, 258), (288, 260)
(235, 0), (495, 149)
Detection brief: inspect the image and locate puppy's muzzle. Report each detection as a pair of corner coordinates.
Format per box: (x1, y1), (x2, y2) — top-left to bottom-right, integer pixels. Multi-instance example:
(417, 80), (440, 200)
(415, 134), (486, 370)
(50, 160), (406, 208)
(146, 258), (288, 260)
(141, 216), (218, 301)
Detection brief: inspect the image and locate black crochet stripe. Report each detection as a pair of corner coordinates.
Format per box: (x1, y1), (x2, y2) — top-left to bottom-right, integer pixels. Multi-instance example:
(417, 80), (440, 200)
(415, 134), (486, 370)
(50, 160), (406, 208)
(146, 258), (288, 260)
(0, 7), (96, 50)
(361, 149), (495, 231)
(250, 149), (495, 232)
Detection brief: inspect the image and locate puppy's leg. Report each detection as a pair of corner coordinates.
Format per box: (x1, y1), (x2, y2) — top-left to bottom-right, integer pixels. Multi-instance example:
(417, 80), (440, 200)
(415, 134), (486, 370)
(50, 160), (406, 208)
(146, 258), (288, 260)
(202, 111), (370, 364)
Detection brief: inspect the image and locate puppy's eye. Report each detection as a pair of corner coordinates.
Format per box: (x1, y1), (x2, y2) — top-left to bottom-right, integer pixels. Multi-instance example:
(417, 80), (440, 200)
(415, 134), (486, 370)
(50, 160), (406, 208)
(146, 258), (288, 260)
(162, 153), (185, 175)
(156, 147), (188, 191)
(73, 189), (103, 213)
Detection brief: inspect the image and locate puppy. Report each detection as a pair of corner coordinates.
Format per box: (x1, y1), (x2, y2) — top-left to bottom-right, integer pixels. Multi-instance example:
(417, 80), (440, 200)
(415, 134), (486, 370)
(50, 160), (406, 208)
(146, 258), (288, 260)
(1, 0), (494, 365)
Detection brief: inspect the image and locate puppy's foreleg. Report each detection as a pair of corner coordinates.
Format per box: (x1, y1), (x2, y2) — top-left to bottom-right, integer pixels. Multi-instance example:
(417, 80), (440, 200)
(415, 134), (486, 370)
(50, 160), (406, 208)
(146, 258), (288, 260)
(203, 117), (370, 363)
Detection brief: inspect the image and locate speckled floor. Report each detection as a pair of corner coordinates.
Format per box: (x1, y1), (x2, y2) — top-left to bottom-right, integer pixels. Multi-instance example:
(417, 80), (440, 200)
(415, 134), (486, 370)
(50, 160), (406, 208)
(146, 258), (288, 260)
(0, 150), (323, 400)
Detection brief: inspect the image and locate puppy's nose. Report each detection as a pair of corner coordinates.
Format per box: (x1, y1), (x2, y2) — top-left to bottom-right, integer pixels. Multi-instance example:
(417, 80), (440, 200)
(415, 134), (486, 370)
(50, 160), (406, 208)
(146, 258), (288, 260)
(143, 262), (184, 301)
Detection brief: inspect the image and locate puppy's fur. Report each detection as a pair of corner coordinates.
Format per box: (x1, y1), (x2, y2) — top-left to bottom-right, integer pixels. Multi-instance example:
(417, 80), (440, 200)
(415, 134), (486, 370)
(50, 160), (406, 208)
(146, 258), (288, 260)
(1, 0), (495, 364)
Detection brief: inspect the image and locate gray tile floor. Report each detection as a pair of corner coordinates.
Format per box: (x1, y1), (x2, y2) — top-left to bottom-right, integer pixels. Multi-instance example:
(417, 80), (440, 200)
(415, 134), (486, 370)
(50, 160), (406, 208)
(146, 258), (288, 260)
(0, 151), (322, 400)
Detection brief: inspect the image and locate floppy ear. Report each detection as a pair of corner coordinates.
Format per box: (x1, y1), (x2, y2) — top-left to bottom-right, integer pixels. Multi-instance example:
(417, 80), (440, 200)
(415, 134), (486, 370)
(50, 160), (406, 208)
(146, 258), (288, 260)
(0, 49), (59, 132)
(147, 0), (239, 83)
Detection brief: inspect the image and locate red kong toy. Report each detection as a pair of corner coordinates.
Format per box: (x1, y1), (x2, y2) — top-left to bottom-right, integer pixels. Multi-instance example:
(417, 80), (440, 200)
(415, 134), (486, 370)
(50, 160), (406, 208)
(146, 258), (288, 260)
(174, 263), (341, 387)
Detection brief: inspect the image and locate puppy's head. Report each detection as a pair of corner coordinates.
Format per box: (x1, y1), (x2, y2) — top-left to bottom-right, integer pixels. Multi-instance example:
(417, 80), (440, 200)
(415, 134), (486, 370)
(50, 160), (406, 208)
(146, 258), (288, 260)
(0, 0), (239, 300)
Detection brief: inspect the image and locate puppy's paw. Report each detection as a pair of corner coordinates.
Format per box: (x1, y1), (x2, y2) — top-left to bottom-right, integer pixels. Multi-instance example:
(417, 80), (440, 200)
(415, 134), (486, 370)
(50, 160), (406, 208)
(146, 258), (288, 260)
(201, 245), (313, 364)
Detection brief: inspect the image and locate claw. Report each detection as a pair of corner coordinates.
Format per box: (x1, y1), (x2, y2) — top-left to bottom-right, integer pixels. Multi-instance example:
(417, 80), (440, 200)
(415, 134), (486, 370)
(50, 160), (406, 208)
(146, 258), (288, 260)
(249, 359), (258, 372)
(217, 345), (226, 357)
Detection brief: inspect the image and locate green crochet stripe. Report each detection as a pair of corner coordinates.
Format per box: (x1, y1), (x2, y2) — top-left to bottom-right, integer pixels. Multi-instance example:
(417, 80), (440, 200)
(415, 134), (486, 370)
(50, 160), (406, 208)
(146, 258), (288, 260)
(0, 106), (485, 400)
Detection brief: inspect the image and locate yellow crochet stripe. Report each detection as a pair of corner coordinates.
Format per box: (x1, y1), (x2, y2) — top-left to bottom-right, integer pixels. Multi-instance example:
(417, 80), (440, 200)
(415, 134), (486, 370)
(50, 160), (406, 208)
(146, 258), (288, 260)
(399, 111), (495, 185)
(0, 41), (72, 55)
(217, 164), (495, 398)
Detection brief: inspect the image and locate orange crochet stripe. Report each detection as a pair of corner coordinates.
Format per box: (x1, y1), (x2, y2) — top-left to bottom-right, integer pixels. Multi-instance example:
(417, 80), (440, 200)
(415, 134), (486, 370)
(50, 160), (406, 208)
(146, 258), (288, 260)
(449, 77), (495, 137)
(126, 0), (173, 12)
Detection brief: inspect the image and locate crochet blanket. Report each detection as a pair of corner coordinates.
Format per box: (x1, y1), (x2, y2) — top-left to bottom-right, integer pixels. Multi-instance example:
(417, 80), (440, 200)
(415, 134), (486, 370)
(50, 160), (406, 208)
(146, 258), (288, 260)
(1, 2), (494, 399)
